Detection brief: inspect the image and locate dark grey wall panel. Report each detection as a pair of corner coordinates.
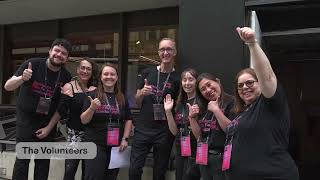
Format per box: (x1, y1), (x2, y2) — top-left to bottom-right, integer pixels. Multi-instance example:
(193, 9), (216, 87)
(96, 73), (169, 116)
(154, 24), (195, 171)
(179, 0), (246, 93)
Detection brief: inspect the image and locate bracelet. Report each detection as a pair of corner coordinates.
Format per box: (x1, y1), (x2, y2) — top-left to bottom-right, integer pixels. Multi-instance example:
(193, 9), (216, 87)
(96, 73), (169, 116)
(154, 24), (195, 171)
(245, 39), (258, 45)
(122, 137), (129, 142)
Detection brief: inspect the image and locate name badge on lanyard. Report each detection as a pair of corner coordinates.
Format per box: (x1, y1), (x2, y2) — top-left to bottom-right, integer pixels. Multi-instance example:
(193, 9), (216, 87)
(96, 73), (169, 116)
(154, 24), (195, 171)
(222, 114), (241, 171)
(222, 141), (232, 171)
(153, 103), (166, 121)
(36, 97), (52, 115)
(105, 95), (120, 146)
(196, 138), (209, 165)
(180, 128), (191, 157)
(153, 67), (172, 121)
(36, 62), (61, 115)
(106, 123), (120, 146)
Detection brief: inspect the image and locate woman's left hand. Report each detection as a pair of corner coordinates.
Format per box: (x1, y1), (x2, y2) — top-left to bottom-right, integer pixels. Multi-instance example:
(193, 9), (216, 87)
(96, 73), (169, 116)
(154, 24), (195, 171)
(119, 139), (128, 152)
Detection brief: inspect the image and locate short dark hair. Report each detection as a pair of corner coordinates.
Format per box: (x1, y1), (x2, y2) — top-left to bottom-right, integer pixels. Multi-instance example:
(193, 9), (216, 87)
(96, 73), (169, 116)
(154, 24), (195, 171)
(51, 38), (72, 53)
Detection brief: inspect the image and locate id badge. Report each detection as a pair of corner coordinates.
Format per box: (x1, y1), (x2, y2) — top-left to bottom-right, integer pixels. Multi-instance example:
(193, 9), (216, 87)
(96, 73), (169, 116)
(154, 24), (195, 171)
(196, 141), (208, 165)
(106, 124), (120, 146)
(153, 104), (166, 121)
(180, 134), (191, 157)
(36, 97), (51, 115)
(222, 143), (232, 171)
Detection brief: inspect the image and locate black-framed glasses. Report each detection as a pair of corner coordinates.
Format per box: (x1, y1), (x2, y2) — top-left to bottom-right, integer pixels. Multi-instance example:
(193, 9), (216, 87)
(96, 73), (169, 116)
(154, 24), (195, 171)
(237, 80), (257, 90)
(158, 48), (175, 54)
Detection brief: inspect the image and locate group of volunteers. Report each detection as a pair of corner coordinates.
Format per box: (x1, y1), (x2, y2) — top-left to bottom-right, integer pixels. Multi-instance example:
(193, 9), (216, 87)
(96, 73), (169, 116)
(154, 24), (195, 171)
(4, 26), (299, 180)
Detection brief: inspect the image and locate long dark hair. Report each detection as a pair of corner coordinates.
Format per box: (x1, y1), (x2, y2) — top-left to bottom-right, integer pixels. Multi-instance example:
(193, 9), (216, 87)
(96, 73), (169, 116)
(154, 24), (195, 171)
(79, 57), (99, 87)
(96, 63), (125, 106)
(196, 73), (233, 115)
(233, 68), (258, 114)
(73, 58), (99, 92)
(176, 68), (198, 105)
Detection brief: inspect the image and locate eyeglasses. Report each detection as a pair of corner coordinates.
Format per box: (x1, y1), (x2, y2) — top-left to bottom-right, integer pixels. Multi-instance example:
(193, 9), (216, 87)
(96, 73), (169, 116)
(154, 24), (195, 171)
(158, 48), (175, 54)
(237, 80), (257, 90)
(79, 66), (92, 72)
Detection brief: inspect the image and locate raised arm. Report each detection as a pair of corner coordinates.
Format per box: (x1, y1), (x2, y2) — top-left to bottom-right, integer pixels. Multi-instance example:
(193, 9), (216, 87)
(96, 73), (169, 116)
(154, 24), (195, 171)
(237, 27), (277, 98)
(4, 62), (33, 91)
(81, 96), (101, 124)
(187, 103), (201, 140)
(207, 98), (231, 132)
(135, 79), (153, 107)
(164, 94), (178, 135)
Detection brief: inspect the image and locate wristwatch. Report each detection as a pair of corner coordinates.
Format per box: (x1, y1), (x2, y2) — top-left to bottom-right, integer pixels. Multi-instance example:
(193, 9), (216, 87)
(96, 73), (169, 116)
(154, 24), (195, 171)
(122, 137), (129, 142)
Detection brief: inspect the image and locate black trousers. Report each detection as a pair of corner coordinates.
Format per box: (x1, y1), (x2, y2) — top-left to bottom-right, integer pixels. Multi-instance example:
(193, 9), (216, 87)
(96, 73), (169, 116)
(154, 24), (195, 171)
(84, 145), (119, 180)
(175, 154), (201, 180)
(129, 130), (174, 180)
(199, 152), (226, 180)
(63, 159), (85, 180)
(12, 123), (54, 180)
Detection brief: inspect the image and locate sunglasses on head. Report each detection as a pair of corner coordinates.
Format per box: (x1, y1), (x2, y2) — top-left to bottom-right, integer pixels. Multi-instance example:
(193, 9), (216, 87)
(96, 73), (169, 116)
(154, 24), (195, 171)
(237, 80), (257, 90)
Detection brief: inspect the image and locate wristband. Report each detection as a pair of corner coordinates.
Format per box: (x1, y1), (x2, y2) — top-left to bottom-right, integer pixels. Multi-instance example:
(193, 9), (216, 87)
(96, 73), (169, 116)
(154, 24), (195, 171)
(245, 39), (258, 45)
(122, 137), (129, 142)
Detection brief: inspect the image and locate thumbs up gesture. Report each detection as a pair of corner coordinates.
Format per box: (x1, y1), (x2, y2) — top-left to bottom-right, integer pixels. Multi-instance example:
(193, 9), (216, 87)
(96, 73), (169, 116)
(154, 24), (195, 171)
(22, 62), (33, 81)
(208, 96), (220, 113)
(141, 79), (152, 96)
(88, 96), (101, 111)
(187, 103), (199, 118)
(236, 27), (256, 44)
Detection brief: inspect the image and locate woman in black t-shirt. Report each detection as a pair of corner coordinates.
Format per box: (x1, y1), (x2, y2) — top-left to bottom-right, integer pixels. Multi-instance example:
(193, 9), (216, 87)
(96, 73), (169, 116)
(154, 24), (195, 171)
(188, 73), (234, 180)
(80, 63), (133, 180)
(225, 27), (299, 180)
(57, 58), (98, 180)
(164, 68), (201, 180)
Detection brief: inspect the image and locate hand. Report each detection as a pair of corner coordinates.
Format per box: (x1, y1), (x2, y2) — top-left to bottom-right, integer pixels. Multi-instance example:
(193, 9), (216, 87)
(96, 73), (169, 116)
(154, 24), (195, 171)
(22, 62), (33, 81)
(35, 126), (50, 139)
(187, 103), (199, 118)
(119, 139), (128, 152)
(62, 89), (73, 97)
(208, 96), (220, 113)
(88, 96), (101, 111)
(88, 86), (96, 92)
(164, 94), (174, 112)
(141, 79), (153, 96)
(236, 27), (256, 43)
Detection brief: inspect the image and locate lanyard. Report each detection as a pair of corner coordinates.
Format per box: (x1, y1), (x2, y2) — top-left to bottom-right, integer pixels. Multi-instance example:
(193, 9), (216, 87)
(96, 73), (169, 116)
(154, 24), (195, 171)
(44, 60), (61, 98)
(156, 68), (172, 103)
(225, 103), (253, 143)
(105, 93), (120, 124)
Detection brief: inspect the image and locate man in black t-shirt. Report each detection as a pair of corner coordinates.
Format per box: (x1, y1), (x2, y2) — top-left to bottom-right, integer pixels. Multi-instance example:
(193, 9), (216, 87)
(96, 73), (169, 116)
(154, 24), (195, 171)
(129, 38), (180, 180)
(4, 38), (72, 180)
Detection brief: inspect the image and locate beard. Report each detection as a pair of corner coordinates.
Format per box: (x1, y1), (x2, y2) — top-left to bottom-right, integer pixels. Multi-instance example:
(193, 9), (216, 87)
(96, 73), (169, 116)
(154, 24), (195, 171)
(49, 57), (63, 67)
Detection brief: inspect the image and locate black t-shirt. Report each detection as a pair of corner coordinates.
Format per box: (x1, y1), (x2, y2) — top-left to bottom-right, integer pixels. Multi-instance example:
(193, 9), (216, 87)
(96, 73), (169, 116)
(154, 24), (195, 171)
(174, 98), (198, 157)
(135, 67), (180, 134)
(82, 92), (132, 147)
(15, 58), (71, 129)
(198, 96), (234, 152)
(227, 83), (299, 180)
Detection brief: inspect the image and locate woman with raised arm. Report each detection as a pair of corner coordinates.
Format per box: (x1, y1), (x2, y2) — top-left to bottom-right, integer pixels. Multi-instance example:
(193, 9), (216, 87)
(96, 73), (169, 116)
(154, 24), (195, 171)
(224, 27), (299, 180)
(80, 63), (133, 180)
(164, 68), (201, 180)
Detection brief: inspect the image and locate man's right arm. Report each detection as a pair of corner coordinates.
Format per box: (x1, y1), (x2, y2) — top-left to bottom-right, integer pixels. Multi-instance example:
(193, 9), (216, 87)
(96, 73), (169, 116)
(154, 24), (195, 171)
(4, 61), (32, 91)
(4, 75), (24, 91)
